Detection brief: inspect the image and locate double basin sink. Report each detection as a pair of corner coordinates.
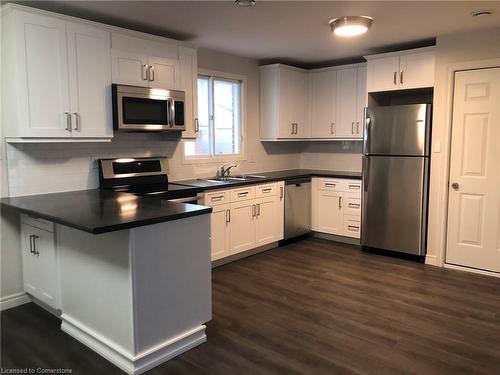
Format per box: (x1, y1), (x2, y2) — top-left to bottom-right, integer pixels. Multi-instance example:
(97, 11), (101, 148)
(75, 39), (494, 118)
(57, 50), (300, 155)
(198, 175), (267, 184)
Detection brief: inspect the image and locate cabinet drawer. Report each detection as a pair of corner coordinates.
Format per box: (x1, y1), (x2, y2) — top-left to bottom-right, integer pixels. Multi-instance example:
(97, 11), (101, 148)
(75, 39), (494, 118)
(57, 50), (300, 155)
(204, 190), (229, 206)
(345, 180), (362, 193)
(344, 215), (361, 238)
(255, 183), (278, 198)
(344, 197), (361, 216)
(318, 178), (345, 192)
(230, 186), (255, 202)
(21, 214), (54, 233)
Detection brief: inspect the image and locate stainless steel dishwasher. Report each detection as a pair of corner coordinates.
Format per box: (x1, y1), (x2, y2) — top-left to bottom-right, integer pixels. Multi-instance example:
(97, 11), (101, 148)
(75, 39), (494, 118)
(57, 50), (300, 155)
(284, 177), (311, 239)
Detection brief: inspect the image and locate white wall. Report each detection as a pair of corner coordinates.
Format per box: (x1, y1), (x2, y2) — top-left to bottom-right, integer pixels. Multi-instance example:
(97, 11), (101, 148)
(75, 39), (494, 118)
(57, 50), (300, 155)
(0, 47), (302, 303)
(300, 142), (362, 171)
(426, 27), (500, 266)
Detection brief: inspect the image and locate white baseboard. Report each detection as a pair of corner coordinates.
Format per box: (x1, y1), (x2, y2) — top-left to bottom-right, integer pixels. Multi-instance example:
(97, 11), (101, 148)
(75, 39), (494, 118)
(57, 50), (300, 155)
(425, 254), (439, 267)
(61, 314), (206, 374)
(0, 292), (31, 311)
(444, 263), (500, 278)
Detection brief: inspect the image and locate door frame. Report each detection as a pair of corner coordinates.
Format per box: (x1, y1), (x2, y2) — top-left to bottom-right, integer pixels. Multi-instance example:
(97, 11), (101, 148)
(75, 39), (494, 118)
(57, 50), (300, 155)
(428, 57), (500, 276)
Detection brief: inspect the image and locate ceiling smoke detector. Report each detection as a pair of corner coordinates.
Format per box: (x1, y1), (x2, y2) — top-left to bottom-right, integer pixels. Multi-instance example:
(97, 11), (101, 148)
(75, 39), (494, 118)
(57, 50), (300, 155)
(471, 10), (493, 17)
(329, 16), (373, 37)
(234, 0), (256, 7)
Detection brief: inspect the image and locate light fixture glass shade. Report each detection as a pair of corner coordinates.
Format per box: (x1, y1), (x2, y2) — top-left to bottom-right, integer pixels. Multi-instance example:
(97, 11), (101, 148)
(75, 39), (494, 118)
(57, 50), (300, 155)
(330, 16), (373, 37)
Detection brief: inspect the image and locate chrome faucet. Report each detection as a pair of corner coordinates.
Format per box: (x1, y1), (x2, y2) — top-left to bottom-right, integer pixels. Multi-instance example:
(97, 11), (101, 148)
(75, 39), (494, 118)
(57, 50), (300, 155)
(218, 163), (238, 178)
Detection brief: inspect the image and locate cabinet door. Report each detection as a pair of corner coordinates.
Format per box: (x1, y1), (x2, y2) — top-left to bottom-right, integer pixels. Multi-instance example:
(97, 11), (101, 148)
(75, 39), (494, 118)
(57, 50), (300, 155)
(315, 191), (344, 235)
(254, 196), (279, 247)
(210, 204), (230, 261)
(111, 49), (148, 86)
(148, 56), (181, 90)
(366, 56), (400, 92)
(179, 47), (199, 139)
(229, 200), (255, 255)
(67, 23), (112, 138)
(355, 66), (367, 138)
(335, 68), (358, 138)
(15, 12), (70, 137)
(21, 224), (59, 309)
(279, 67), (307, 138)
(310, 70), (336, 138)
(399, 51), (435, 89)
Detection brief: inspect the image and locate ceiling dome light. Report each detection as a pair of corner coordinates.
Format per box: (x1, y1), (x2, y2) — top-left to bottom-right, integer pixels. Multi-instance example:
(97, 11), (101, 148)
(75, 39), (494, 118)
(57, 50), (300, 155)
(234, 0), (256, 6)
(329, 16), (373, 37)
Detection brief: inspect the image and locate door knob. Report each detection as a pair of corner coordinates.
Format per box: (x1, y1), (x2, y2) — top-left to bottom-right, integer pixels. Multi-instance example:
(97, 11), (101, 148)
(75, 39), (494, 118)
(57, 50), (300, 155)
(451, 182), (459, 190)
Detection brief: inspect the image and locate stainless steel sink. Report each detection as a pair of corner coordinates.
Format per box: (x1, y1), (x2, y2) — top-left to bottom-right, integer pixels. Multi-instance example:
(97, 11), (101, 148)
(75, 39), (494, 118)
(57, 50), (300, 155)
(198, 175), (267, 184)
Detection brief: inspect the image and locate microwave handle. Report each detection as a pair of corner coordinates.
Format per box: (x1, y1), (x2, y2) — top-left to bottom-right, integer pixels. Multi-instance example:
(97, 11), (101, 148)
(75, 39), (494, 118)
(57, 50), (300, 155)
(169, 98), (175, 127)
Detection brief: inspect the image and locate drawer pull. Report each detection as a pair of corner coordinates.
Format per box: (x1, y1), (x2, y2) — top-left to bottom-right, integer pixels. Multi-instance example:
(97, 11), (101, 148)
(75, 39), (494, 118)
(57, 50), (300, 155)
(261, 188), (272, 193)
(348, 203), (360, 209)
(238, 192), (249, 197)
(349, 184), (360, 189)
(325, 183), (336, 187)
(348, 225), (360, 231)
(211, 195), (224, 202)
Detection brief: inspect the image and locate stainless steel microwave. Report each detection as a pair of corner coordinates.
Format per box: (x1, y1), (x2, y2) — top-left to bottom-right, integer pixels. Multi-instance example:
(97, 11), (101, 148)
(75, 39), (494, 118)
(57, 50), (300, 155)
(112, 84), (185, 132)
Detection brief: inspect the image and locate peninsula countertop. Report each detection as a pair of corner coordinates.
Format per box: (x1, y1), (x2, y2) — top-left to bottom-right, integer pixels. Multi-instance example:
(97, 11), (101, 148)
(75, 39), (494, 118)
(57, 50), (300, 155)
(0, 189), (212, 234)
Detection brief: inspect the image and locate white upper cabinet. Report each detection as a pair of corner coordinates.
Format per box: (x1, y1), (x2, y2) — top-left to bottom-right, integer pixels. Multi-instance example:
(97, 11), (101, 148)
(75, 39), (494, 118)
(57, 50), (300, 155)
(260, 64), (310, 140)
(179, 46), (199, 139)
(308, 64), (366, 140)
(310, 70), (336, 138)
(365, 47), (435, 92)
(67, 22), (112, 138)
(2, 7), (112, 140)
(111, 33), (181, 90)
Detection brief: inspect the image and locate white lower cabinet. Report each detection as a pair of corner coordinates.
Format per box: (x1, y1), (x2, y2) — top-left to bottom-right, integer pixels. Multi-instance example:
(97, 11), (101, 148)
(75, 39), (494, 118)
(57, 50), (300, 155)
(201, 181), (284, 261)
(311, 177), (362, 239)
(21, 217), (60, 310)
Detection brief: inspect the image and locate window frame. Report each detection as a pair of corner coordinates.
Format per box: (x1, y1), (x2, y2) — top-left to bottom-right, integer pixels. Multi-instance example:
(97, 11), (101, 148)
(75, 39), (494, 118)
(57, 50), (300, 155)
(182, 69), (246, 164)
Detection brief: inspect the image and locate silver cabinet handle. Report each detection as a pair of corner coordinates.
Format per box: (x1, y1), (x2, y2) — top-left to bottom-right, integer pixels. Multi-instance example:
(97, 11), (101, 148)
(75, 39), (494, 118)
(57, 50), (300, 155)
(194, 118), (199, 133)
(330, 122), (335, 135)
(325, 183), (336, 187)
(295, 123), (298, 135)
(73, 112), (80, 131)
(349, 184), (360, 190)
(257, 204), (261, 217)
(262, 188), (272, 193)
(238, 192), (249, 198)
(149, 65), (155, 81)
(252, 204), (256, 217)
(291, 123), (294, 135)
(29, 234), (34, 254)
(279, 186), (283, 200)
(142, 64), (149, 81)
(338, 196), (342, 209)
(400, 70), (404, 85)
(348, 225), (360, 231)
(210, 195), (224, 202)
(226, 209), (231, 223)
(32, 235), (40, 255)
(356, 122), (359, 134)
(348, 203), (360, 209)
(393, 71), (397, 85)
(65, 112), (72, 132)
(169, 98), (175, 127)
(351, 122), (355, 134)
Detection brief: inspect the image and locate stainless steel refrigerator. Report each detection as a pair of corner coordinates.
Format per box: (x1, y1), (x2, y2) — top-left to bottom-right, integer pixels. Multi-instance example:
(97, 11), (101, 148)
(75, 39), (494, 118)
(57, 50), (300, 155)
(361, 104), (431, 256)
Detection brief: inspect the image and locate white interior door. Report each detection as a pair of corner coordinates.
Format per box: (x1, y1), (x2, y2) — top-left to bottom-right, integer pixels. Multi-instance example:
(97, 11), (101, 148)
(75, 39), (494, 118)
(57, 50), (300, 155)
(446, 67), (500, 273)
(67, 22), (112, 138)
(16, 12), (70, 137)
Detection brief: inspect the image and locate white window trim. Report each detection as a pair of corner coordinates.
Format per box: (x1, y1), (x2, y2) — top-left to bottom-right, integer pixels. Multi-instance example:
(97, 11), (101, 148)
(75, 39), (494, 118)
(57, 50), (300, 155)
(182, 69), (247, 165)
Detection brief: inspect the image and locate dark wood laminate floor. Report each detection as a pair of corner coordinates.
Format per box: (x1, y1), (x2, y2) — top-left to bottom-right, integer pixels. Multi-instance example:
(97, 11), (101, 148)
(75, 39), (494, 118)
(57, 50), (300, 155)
(2, 238), (500, 374)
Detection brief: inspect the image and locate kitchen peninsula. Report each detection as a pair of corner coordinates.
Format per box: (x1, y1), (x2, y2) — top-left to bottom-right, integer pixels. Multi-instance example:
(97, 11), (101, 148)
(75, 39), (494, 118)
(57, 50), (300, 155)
(1, 190), (212, 375)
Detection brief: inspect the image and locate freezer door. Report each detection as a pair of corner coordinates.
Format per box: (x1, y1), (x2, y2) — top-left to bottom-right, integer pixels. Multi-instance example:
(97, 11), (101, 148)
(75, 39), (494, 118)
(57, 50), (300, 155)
(364, 104), (431, 156)
(361, 155), (428, 255)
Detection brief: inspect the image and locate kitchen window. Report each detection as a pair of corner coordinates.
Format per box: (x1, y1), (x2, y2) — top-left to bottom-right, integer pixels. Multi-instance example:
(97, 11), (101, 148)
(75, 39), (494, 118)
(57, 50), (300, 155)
(184, 72), (244, 160)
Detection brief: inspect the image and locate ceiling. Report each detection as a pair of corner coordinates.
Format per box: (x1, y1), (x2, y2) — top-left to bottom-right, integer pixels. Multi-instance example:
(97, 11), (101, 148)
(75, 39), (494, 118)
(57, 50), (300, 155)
(9, 1), (500, 68)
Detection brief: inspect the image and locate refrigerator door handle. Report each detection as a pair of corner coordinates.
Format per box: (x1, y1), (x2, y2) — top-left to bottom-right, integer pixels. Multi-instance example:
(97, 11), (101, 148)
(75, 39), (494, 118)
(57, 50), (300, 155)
(363, 108), (371, 155)
(363, 156), (370, 193)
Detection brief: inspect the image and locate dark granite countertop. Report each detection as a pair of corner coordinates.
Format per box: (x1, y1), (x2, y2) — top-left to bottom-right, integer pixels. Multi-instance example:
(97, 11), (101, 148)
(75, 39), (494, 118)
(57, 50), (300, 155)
(0, 189), (211, 234)
(175, 169), (362, 190)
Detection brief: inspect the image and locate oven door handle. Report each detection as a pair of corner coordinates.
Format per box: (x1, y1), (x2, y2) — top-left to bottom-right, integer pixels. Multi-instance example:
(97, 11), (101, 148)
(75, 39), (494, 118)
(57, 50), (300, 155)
(168, 196), (197, 203)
